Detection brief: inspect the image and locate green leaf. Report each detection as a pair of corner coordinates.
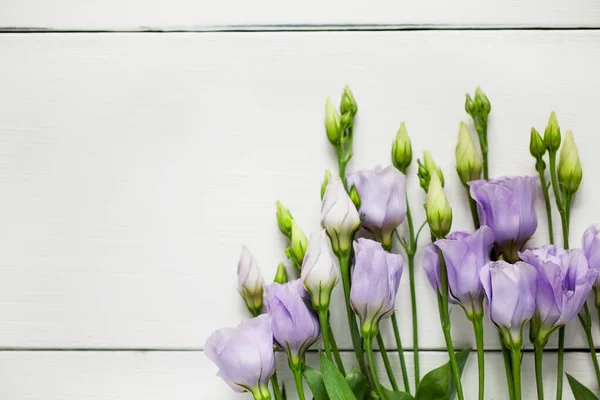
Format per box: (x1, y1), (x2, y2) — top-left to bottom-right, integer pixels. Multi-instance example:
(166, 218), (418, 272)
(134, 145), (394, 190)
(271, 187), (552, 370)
(303, 366), (329, 400)
(320, 354), (357, 400)
(415, 348), (471, 400)
(383, 387), (415, 400)
(566, 373), (600, 400)
(345, 369), (366, 399)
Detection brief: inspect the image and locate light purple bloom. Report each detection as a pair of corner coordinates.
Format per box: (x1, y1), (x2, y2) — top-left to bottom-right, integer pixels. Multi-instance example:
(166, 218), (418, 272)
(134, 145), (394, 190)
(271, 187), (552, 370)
(205, 314), (276, 393)
(582, 225), (600, 287)
(422, 243), (447, 299)
(434, 226), (495, 316)
(350, 238), (403, 335)
(469, 176), (538, 261)
(480, 260), (537, 343)
(520, 245), (596, 335)
(347, 166), (407, 247)
(264, 280), (320, 359)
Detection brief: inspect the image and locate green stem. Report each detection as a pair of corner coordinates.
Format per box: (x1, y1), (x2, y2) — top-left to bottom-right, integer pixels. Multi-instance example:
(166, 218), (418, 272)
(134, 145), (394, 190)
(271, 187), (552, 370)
(377, 333), (399, 391)
(270, 372), (283, 400)
(534, 344), (545, 400)
(466, 187), (480, 229)
(404, 198), (420, 388)
(472, 314), (485, 400)
(292, 367), (306, 400)
(365, 336), (387, 400)
(512, 346), (522, 400)
(318, 309), (333, 362)
(391, 314), (411, 393)
(437, 249), (465, 400)
(339, 251), (368, 375)
(548, 151), (567, 246)
(500, 334), (516, 400)
(536, 159), (554, 244)
(251, 386), (272, 400)
(556, 327), (565, 400)
(579, 303), (600, 389)
(328, 318), (346, 375)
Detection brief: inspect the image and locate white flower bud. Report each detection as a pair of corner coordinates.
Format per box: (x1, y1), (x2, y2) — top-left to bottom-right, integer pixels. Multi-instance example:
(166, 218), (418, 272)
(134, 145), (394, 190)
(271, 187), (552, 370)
(320, 177), (361, 255)
(237, 246), (265, 316)
(301, 230), (340, 310)
(426, 173), (452, 239)
(455, 121), (483, 185)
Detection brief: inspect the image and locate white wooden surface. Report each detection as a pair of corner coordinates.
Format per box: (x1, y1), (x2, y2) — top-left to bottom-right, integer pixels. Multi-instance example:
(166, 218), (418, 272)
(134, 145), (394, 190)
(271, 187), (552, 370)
(1, 19), (600, 400)
(2, 0), (600, 30)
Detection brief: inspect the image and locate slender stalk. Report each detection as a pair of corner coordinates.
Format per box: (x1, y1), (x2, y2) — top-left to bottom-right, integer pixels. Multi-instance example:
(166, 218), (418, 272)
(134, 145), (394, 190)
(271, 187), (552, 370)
(579, 304), (600, 389)
(556, 327), (565, 400)
(318, 309), (333, 362)
(365, 336), (387, 400)
(512, 346), (522, 400)
(377, 333), (399, 391)
(391, 314), (411, 393)
(437, 249), (465, 400)
(339, 251), (367, 375)
(536, 159), (554, 244)
(534, 344), (545, 400)
(292, 367), (306, 400)
(472, 314), (485, 400)
(327, 318), (346, 375)
(500, 334), (516, 400)
(548, 151), (566, 242)
(404, 198), (420, 387)
(252, 389), (272, 400)
(270, 372), (283, 400)
(467, 190), (480, 229)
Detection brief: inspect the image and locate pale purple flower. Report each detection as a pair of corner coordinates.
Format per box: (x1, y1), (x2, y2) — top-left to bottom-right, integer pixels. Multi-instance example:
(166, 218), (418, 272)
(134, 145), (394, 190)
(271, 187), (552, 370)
(434, 226), (495, 316)
(582, 225), (600, 286)
(520, 245), (596, 335)
(264, 280), (320, 359)
(205, 314), (276, 393)
(350, 238), (403, 336)
(347, 166), (407, 247)
(469, 176), (538, 261)
(480, 260), (537, 343)
(422, 243), (447, 299)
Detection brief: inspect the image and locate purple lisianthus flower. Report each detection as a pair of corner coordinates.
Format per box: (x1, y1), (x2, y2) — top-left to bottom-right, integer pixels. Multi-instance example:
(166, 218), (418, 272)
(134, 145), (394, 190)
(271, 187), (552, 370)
(350, 238), (403, 337)
(347, 166), (406, 248)
(264, 279), (320, 363)
(469, 176), (538, 261)
(205, 314), (276, 394)
(423, 243), (448, 299)
(520, 245), (596, 343)
(434, 226), (495, 317)
(582, 225), (600, 287)
(480, 260), (537, 344)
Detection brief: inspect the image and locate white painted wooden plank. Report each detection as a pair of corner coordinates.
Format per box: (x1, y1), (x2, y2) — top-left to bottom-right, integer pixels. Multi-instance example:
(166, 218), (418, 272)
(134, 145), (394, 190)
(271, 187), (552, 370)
(0, 351), (596, 399)
(1, 31), (600, 349)
(2, 0), (600, 30)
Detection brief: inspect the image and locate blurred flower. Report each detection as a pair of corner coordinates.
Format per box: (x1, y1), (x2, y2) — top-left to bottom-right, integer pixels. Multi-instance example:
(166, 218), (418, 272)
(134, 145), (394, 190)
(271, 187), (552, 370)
(237, 246), (264, 316)
(321, 177), (361, 254)
(350, 238), (403, 338)
(583, 225), (600, 287)
(205, 314), (275, 395)
(301, 230), (340, 310)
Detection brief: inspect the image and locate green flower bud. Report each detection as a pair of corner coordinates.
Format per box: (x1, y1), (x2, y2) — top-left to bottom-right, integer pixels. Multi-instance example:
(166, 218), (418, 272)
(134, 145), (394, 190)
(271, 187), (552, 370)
(340, 85), (358, 116)
(544, 111), (561, 152)
(474, 87), (491, 116)
(290, 220), (308, 265)
(392, 122), (413, 173)
(274, 262), (289, 284)
(276, 201), (294, 238)
(558, 130), (582, 195)
(349, 185), (361, 210)
(529, 127), (546, 159)
(426, 173), (452, 239)
(424, 150), (445, 187)
(417, 159), (430, 192)
(321, 170), (332, 200)
(455, 122), (483, 185)
(465, 94), (476, 116)
(340, 112), (353, 130)
(324, 97), (341, 146)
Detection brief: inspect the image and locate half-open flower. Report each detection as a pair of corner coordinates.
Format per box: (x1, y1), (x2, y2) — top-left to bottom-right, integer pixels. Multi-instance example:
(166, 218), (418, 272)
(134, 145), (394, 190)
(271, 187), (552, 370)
(321, 177), (361, 255)
(301, 230), (340, 310)
(237, 246), (264, 316)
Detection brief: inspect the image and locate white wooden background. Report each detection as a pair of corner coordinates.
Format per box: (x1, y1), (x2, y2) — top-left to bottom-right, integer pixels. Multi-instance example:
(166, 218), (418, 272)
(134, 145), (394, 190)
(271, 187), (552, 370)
(1, 3), (600, 399)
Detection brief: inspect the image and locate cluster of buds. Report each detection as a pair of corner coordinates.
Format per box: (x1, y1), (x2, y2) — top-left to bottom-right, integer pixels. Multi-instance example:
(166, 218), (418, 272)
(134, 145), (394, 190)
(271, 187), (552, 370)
(324, 86), (358, 150)
(276, 201), (309, 271)
(465, 87), (491, 136)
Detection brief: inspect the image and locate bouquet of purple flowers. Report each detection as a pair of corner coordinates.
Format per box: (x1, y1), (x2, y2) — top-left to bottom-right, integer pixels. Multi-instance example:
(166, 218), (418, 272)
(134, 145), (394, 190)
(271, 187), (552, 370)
(206, 86), (599, 400)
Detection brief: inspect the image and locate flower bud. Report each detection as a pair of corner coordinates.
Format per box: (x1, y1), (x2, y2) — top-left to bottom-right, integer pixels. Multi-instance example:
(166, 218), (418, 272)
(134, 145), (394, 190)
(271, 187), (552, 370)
(474, 87), (491, 116)
(418, 150), (445, 193)
(455, 121), (483, 185)
(340, 112), (353, 129)
(276, 201), (293, 238)
(290, 220), (308, 265)
(529, 127), (546, 159)
(392, 122), (412, 173)
(301, 230), (340, 310)
(238, 246), (265, 316)
(274, 262), (289, 284)
(340, 85), (358, 116)
(558, 130), (582, 195)
(321, 177), (361, 255)
(426, 173), (452, 239)
(321, 170), (331, 200)
(324, 98), (341, 146)
(349, 185), (361, 210)
(465, 93), (476, 116)
(544, 111), (561, 152)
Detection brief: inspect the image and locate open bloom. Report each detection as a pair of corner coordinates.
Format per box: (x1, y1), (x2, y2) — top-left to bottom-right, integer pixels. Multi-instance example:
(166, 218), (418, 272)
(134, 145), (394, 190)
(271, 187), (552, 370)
(520, 245), (596, 342)
(264, 280), (320, 364)
(480, 260), (537, 344)
(434, 226), (495, 316)
(469, 176), (538, 261)
(301, 230), (340, 309)
(205, 315), (276, 395)
(347, 166), (407, 248)
(321, 177), (361, 254)
(237, 246), (264, 316)
(350, 238), (403, 337)
(582, 225), (600, 287)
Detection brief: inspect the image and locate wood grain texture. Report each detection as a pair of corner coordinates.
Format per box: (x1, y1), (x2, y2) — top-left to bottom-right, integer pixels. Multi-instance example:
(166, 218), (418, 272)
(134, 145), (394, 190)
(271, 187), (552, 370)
(0, 350), (596, 399)
(1, 31), (600, 350)
(2, 0), (600, 30)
